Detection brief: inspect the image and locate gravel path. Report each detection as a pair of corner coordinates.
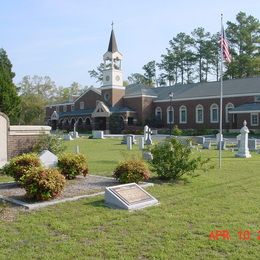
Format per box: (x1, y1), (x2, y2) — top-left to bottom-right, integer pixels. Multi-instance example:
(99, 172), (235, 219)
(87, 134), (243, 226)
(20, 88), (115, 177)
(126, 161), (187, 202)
(0, 175), (119, 204)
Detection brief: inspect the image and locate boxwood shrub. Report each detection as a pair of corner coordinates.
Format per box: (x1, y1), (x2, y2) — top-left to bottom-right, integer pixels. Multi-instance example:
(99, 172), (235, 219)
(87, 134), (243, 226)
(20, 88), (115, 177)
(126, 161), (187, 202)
(113, 159), (150, 183)
(58, 153), (88, 179)
(0, 153), (41, 183)
(21, 167), (65, 201)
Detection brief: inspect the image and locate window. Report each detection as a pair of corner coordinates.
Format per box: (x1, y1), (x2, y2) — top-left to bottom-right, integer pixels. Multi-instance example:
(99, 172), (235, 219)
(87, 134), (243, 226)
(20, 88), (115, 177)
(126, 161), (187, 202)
(56, 106), (59, 112)
(210, 104), (219, 123)
(196, 104), (204, 123)
(80, 102), (84, 110)
(167, 106), (174, 124)
(71, 105), (75, 111)
(225, 103), (234, 123)
(251, 113), (259, 126)
(179, 105), (187, 124)
(63, 105), (67, 112)
(155, 107), (162, 120)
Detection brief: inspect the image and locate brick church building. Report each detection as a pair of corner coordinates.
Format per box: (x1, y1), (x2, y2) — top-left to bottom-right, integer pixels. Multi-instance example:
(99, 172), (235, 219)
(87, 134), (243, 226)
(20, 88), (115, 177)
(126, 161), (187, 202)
(45, 29), (260, 132)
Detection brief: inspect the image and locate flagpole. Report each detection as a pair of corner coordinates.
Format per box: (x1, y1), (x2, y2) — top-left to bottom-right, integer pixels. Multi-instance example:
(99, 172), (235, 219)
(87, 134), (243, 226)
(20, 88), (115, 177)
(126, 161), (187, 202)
(219, 14), (224, 169)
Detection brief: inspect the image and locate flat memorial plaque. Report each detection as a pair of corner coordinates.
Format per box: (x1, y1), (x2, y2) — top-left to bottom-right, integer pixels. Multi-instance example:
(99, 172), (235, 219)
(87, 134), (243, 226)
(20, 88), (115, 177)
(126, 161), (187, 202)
(105, 183), (158, 210)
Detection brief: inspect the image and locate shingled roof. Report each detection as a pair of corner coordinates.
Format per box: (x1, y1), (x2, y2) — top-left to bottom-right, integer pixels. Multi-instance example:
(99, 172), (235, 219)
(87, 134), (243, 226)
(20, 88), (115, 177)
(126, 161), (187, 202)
(124, 77), (260, 101)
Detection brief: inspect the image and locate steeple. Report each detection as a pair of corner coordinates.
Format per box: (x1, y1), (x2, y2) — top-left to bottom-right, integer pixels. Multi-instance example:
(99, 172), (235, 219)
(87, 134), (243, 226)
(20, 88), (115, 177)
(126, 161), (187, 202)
(107, 29), (118, 53)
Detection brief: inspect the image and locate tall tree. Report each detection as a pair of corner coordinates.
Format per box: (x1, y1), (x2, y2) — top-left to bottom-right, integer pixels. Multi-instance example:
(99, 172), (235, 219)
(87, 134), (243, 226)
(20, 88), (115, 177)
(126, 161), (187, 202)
(88, 63), (105, 84)
(142, 60), (156, 86)
(225, 12), (260, 78)
(127, 73), (149, 85)
(0, 48), (21, 123)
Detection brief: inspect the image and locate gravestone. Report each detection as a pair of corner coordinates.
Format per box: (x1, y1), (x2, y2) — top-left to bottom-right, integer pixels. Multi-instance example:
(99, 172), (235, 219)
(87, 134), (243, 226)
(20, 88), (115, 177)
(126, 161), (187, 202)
(145, 127), (153, 145)
(203, 140), (211, 149)
(195, 136), (205, 145)
(64, 134), (74, 140)
(0, 113), (8, 168)
(75, 145), (80, 154)
(139, 137), (145, 150)
(127, 136), (132, 150)
(92, 130), (104, 139)
(248, 139), (257, 151)
(39, 150), (58, 168)
(151, 129), (158, 135)
(70, 131), (79, 139)
(236, 120), (251, 158)
(217, 140), (226, 150)
(236, 134), (241, 148)
(105, 183), (158, 210)
(143, 151), (153, 161)
(144, 125), (149, 142)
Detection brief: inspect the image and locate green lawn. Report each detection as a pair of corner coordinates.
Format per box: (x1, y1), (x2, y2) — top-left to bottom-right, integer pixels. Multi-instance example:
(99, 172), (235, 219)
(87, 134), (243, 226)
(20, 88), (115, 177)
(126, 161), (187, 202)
(0, 138), (260, 259)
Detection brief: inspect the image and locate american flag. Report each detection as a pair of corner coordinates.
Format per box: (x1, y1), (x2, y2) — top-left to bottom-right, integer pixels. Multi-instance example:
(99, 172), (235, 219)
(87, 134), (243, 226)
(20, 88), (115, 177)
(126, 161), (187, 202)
(220, 26), (232, 63)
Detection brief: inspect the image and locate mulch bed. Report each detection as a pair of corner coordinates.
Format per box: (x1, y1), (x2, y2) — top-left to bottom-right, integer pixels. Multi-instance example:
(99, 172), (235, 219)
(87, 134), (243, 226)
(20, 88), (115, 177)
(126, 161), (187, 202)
(0, 175), (119, 204)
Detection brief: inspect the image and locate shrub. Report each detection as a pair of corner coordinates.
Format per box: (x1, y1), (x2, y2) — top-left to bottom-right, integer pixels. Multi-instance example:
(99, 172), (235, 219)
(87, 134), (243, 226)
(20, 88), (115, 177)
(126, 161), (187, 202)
(172, 125), (183, 136)
(32, 134), (66, 155)
(21, 167), (65, 201)
(113, 159), (150, 183)
(149, 138), (210, 180)
(0, 153), (41, 183)
(58, 153), (88, 179)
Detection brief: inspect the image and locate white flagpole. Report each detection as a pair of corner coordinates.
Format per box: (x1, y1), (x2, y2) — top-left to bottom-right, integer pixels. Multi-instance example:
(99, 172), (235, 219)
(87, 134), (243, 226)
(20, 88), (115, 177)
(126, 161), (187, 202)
(219, 14), (224, 169)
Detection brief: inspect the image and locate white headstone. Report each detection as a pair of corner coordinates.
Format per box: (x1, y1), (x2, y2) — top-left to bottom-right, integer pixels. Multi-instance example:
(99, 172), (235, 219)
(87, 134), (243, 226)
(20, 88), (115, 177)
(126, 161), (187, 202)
(0, 113), (8, 168)
(92, 130), (104, 139)
(144, 125), (149, 141)
(143, 151), (153, 161)
(64, 134), (74, 140)
(139, 137), (145, 150)
(236, 120), (251, 158)
(145, 128), (153, 145)
(127, 136), (132, 150)
(105, 183), (158, 210)
(203, 140), (211, 149)
(39, 150), (58, 168)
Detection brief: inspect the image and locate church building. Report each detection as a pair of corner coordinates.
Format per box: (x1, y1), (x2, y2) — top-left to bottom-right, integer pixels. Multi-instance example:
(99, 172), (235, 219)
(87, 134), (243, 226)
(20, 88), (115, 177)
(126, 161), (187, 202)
(45, 28), (260, 132)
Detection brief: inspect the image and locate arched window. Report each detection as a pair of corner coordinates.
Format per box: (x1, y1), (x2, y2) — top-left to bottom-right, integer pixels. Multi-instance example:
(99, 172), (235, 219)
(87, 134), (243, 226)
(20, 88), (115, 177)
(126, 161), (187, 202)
(196, 104), (204, 123)
(155, 107), (162, 120)
(225, 103), (234, 123)
(179, 105), (187, 124)
(167, 106), (174, 124)
(210, 104), (219, 123)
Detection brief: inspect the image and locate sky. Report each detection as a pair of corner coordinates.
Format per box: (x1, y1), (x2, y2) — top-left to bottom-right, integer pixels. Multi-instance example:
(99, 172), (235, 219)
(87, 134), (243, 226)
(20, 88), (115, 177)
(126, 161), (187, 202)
(1, 0), (259, 88)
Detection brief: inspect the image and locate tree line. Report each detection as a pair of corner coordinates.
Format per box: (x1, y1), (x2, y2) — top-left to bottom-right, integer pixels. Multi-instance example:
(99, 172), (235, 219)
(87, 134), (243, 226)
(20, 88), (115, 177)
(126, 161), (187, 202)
(90, 12), (260, 86)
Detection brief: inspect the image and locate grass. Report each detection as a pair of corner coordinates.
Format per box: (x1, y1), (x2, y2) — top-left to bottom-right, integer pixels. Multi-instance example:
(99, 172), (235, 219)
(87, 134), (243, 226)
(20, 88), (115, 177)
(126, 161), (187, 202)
(0, 138), (260, 259)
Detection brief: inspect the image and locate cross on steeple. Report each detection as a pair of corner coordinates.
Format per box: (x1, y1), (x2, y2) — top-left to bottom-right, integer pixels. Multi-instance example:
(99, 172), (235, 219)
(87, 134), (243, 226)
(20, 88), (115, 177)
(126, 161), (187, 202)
(111, 21), (114, 30)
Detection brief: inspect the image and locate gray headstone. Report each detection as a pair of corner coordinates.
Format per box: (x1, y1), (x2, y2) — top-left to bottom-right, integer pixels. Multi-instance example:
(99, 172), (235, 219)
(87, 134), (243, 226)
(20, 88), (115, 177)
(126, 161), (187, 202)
(195, 136), (205, 145)
(39, 150), (58, 168)
(139, 137), (145, 150)
(105, 183), (158, 210)
(143, 151), (153, 161)
(203, 140), (211, 149)
(64, 134), (74, 140)
(248, 139), (257, 151)
(127, 136), (132, 150)
(217, 140), (226, 150)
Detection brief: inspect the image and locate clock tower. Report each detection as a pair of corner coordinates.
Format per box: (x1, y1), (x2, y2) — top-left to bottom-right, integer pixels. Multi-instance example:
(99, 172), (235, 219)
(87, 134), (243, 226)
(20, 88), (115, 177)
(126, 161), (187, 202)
(101, 26), (125, 107)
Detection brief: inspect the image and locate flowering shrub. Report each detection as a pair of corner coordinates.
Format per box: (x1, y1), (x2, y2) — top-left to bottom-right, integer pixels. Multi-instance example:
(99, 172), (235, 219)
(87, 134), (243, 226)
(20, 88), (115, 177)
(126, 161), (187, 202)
(0, 153), (41, 183)
(21, 167), (65, 201)
(57, 153), (88, 179)
(113, 159), (150, 183)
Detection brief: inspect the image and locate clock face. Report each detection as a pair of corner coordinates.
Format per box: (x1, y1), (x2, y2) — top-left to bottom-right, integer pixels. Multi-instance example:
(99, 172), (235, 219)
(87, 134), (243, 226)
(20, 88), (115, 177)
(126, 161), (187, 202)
(116, 75), (120, 81)
(106, 75), (110, 81)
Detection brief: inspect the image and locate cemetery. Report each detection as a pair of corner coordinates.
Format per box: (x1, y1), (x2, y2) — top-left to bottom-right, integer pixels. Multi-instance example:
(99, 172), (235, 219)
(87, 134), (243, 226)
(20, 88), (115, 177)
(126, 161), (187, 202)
(1, 110), (260, 258)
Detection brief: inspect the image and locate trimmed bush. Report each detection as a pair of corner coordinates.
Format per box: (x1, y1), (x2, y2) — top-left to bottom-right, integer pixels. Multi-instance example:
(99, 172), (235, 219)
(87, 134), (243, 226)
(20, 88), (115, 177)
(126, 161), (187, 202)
(0, 153), (41, 183)
(113, 159), (150, 183)
(21, 167), (65, 201)
(58, 153), (88, 179)
(150, 138), (210, 180)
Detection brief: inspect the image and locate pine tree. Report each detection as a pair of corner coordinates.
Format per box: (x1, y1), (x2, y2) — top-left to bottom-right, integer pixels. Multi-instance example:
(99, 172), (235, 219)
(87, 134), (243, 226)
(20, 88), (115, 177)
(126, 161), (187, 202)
(0, 48), (21, 123)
